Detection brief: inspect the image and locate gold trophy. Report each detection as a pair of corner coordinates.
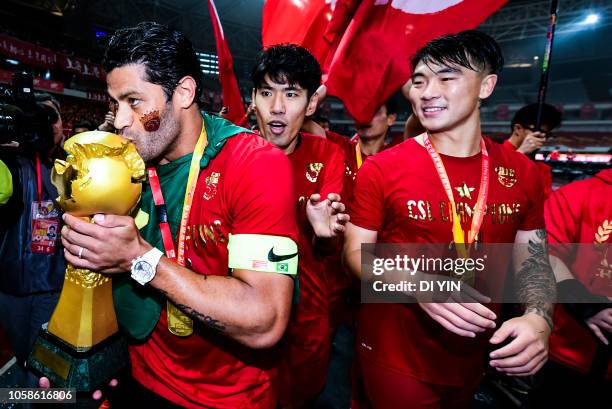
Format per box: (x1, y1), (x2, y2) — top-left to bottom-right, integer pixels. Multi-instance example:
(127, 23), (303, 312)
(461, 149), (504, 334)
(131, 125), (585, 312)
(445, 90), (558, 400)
(28, 131), (145, 391)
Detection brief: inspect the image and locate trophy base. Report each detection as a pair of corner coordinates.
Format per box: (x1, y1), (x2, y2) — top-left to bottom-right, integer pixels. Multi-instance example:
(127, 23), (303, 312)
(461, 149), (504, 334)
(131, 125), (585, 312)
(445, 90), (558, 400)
(26, 324), (129, 392)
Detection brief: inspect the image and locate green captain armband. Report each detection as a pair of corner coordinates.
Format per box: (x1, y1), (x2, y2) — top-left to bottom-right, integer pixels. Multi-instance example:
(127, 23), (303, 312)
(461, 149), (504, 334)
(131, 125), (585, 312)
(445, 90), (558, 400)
(228, 234), (298, 276)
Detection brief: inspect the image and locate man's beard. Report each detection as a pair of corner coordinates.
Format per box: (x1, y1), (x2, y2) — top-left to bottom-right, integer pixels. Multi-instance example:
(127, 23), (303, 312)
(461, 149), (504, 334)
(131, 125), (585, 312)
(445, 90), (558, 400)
(121, 105), (180, 162)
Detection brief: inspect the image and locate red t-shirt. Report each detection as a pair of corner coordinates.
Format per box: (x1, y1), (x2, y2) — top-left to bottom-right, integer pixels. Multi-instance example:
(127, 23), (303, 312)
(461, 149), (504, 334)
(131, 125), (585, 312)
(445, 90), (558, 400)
(350, 137), (545, 385)
(285, 133), (344, 338)
(326, 130), (359, 185)
(502, 138), (553, 199)
(130, 133), (298, 409)
(324, 130), (373, 327)
(282, 133), (345, 400)
(545, 169), (612, 378)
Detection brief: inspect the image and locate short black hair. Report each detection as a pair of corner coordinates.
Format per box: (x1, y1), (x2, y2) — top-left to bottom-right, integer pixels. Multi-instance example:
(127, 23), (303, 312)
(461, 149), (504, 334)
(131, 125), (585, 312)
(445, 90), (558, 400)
(35, 92), (61, 113)
(73, 120), (94, 131)
(251, 44), (322, 98)
(103, 22), (204, 106)
(411, 30), (504, 75)
(382, 98), (398, 116)
(511, 103), (562, 131)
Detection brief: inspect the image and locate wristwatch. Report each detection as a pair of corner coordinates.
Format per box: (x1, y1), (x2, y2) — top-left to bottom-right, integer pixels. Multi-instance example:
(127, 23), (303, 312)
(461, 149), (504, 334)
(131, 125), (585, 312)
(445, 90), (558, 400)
(130, 248), (164, 285)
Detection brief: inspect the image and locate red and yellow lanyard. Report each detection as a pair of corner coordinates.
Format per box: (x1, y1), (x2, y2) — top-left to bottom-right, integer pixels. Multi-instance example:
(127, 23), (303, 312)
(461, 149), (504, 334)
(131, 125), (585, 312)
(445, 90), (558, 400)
(422, 134), (489, 259)
(147, 124), (208, 336)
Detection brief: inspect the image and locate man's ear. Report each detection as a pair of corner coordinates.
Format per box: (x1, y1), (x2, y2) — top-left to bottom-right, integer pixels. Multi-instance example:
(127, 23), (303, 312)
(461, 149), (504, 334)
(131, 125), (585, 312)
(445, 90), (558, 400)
(251, 88), (257, 108)
(513, 123), (525, 135)
(306, 92), (319, 116)
(174, 76), (198, 108)
(387, 113), (398, 126)
(479, 74), (498, 100)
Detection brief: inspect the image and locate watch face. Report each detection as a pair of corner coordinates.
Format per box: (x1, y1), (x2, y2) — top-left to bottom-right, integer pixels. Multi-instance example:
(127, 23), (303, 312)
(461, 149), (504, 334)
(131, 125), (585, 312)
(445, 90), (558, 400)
(134, 260), (153, 276)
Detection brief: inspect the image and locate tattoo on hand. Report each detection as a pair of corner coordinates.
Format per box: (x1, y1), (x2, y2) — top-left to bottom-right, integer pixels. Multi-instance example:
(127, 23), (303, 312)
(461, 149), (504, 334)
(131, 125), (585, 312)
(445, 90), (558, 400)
(516, 229), (556, 330)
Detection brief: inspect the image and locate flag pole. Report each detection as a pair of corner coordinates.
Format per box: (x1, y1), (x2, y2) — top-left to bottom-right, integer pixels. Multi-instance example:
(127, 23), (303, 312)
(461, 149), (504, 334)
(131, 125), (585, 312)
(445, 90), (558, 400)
(535, 0), (559, 131)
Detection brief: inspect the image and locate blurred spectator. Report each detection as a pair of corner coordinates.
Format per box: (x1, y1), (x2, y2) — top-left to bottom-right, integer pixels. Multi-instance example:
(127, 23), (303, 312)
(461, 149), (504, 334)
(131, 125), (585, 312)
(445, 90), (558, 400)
(502, 103), (562, 199)
(36, 93), (64, 148)
(73, 119), (94, 134)
(97, 110), (116, 132)
(313, 114), (330, 131)
(0, 93), (66, 388)
(506, 103), (562, 155)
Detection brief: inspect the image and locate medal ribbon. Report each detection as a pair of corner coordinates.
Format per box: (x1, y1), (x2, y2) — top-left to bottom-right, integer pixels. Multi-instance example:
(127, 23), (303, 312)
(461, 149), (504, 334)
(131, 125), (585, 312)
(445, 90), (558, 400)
(422, 134), (489, 259)
(147, 123), (208, 336)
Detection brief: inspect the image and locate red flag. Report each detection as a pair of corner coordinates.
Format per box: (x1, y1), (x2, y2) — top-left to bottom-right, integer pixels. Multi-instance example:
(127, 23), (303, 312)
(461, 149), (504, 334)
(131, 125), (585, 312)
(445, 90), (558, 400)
(321, 0), (360, 72)
(325, 0), (508, 124)
(208, 0), (246, 125)
(262, 0), (334, 65)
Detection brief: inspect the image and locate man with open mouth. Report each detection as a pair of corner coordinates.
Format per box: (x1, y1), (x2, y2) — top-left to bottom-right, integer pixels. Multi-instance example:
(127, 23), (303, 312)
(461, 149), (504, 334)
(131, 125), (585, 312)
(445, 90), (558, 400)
(252, 44), (350, 408)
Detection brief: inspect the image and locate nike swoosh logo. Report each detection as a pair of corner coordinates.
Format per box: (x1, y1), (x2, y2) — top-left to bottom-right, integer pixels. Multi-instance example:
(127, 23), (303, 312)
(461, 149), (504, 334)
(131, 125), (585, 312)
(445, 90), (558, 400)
(268, 248), (298, 262)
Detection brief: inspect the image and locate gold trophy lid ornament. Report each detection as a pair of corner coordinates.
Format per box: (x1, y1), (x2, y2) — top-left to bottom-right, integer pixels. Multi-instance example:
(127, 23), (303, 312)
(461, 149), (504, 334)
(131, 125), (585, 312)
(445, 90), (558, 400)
(52, 131), (146, 217)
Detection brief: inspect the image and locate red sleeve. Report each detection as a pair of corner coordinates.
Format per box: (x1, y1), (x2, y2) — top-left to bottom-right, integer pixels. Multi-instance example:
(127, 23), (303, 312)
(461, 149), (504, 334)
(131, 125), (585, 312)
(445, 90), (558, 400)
(518, 160), (546, 231)
(545, 182), (582, 262)
(227, 143), (298, 242)
(349, 159), (385, 231)
(537, 162), (553, 199)
(319, 141), (345, 199)
(502, 139), (517, 151)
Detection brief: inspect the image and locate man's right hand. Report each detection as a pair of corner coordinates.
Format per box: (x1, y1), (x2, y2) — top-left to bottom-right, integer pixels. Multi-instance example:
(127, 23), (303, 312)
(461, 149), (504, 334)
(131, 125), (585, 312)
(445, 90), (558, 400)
(419, 301), (497, 338)
(516, 132), (546, 154)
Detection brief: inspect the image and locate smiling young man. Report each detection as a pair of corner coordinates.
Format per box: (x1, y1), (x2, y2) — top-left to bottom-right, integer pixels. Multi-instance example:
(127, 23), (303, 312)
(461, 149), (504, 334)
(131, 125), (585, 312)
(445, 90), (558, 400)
(58, 22), (298, 408)
(343, 31), (556, 408)
(252, 44), (349, 408)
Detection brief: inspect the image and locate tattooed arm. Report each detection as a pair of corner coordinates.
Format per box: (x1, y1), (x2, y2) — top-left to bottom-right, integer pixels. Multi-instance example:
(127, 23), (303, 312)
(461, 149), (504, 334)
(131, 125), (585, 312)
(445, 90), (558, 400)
(513, 228), (556, 328)
(488, 228), (556, 376)
(150, 256), (294, 349)
(60, 212), (293, 350)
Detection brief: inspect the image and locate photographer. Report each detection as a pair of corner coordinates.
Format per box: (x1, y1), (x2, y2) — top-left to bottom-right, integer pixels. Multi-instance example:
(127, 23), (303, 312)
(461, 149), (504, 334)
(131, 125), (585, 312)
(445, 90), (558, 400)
(0, 90), (66, 387)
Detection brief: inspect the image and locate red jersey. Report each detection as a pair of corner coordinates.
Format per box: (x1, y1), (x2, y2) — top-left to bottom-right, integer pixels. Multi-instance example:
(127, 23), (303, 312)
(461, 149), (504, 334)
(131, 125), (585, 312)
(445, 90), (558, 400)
(502, 138), (553, 199)
(326, 129), (360, 185)
(282, 133), (345, 401)
(130, 133), (298, 409)
(350, 137), (545, 385)
(287, 133), (345, 320)
(324, 130), (373, 327)
(545, 169), (612, 378)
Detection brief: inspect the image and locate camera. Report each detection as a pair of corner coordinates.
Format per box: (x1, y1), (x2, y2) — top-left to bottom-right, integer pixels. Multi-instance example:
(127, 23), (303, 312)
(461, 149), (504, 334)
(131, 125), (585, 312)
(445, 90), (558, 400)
(0, 71), (56, 153)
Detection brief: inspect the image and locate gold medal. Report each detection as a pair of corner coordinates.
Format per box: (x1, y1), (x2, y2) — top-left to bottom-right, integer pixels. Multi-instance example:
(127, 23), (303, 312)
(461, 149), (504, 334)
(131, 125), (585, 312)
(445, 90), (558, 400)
(167, 301), (193, 337)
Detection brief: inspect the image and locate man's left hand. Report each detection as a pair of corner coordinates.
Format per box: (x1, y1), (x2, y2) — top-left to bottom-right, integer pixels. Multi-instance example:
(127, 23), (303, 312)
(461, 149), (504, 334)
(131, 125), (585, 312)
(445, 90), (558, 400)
(306, 193), (350, 238)
(488, 312), (551, 376)
(61, 213), (152, 273)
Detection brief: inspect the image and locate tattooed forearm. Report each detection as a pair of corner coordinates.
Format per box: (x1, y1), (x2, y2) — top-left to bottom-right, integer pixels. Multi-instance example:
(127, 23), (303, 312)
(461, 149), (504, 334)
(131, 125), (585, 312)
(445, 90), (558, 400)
(515, 229), (556, 330)
(178, 304), (226, 332)
(155, 289), (226, 332)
